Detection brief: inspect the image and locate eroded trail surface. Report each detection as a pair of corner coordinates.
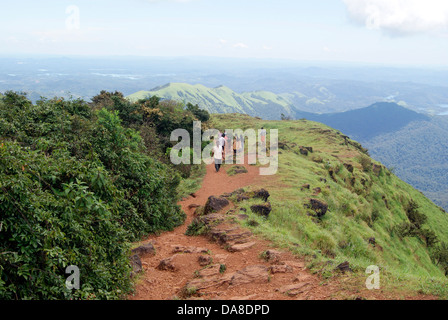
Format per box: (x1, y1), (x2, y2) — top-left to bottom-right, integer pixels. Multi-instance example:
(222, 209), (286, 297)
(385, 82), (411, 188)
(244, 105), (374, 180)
(128, 159), (340, 301)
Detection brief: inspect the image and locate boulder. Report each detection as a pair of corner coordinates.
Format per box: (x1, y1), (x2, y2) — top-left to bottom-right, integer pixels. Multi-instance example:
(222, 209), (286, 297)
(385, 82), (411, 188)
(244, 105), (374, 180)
(157, 256), (178, 272)
(335, 261), (352, 273)
(129, 254), (142, 276)
(250, 203), (272, 217)
(230, 265), (270, 286)
(308, 199), (328, 218)
(131, 242), (156, 258)
(344, 163), (354, 173)
(198, 255), (213, 267)
(204, 196), (230, 215)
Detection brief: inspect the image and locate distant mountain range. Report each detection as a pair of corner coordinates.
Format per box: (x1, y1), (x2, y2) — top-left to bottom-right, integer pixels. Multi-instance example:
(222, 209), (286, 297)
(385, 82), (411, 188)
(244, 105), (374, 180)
(128, 85), (448, 210)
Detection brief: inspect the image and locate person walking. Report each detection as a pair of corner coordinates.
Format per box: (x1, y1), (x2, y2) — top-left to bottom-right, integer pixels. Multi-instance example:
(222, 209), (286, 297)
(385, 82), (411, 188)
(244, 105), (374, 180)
(212, 140), (223, 172)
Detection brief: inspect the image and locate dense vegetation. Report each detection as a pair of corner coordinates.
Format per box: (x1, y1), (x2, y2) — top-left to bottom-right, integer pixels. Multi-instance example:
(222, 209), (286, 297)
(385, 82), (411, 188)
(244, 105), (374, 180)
(211, 113), (448, 297)
(0, 91), (209, 299)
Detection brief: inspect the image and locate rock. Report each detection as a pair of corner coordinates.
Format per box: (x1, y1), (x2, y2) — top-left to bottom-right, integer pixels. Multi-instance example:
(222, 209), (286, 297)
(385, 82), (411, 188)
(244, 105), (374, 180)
(236, 214), (249, 220)
(269, 265), (293, 274)
(198, 255), (213, 267)
(308, 199), (328, 218)
(188, 204), (201, 210)
(278, 283), (311, 296)
(294, 274), (313, 283)
(250, 203), (272, 217)
(344, 163), (354, 173)
(254, 189), (270, 202)
(368, 237), (376, 246)
(236, 189), (270, 203)
(312, 187), (322, 195)
(302, 146), (313, 153)
(157, 256), (178, 272)
(320, 178), (327, 183)
(301, 184), (310, 190)
(263, 250), (282, 263)
(204, 196), (230, 215)
(129, 254), (143, 276)
(372, 164), (382, 176)
(172, 245), (209, 254)
(299, 148), (309, 156)
(209, 228), (252, 246)
(230, 265), (270, 286)
(131, 242), (156, 258)
(228, 241), (257, 252)
(335, 261), (352, 273)
(229, 165), (248, 175)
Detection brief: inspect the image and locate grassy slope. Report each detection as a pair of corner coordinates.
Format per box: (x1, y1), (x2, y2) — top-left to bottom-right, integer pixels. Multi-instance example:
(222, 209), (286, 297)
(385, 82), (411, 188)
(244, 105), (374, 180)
(126, 83), (294, 119)
(209, 113), (448, 297)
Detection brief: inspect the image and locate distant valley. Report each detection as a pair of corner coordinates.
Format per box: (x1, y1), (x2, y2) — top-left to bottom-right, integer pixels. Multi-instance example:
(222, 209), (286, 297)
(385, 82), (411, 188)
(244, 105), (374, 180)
(128, 83), (448, 210)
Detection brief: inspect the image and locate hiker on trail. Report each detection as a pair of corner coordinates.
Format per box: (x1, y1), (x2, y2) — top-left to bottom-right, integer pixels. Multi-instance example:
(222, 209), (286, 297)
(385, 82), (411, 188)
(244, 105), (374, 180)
(233, 136), (238, 157)
(239, 134), (244, 153)
(212, 139), (223, 172)
(260, 127), (267, 143)
(260, 127), (267, 150)
(219, 133), (226, 159)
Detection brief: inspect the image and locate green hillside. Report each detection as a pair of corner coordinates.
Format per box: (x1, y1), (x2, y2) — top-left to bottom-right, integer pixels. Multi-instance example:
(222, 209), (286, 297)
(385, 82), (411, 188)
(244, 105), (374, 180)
(208, 113), (448, 297)
(127, 83), (295, 120)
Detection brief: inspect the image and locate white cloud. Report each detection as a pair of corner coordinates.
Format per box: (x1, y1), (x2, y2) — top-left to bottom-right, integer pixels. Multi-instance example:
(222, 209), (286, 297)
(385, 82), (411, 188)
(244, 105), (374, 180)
(233, 42), (249, 49)
(343, 0), (448, 36)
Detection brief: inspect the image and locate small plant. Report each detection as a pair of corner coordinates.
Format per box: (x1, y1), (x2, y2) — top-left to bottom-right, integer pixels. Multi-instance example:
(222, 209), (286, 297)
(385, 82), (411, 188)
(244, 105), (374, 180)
(219, 264), (227, 274)
(185, 218), (209, 236)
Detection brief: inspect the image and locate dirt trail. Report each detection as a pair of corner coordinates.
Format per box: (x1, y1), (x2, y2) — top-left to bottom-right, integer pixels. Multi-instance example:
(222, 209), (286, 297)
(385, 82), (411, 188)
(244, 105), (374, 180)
(127, 158), (437, 301)
(128, 157), (337, 301)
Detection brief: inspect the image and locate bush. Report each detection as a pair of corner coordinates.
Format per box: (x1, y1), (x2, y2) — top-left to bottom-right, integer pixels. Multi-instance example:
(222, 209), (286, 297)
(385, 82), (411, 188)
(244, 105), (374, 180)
(0, 92), (186, 299)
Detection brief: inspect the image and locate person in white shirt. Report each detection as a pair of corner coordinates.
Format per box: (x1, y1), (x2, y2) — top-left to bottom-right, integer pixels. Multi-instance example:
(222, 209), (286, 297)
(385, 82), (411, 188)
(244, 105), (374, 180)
(212, 140), (223, 172)
(218, 133), (226, 160)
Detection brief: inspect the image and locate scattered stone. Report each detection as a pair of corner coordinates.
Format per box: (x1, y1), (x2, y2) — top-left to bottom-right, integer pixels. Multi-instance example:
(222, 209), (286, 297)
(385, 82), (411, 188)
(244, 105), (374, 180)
(263, 250), (282, 263)
(335, 261), (352, 273)
(299, 148), (309, 156)
(236, 189), (270, 202)
(320, 178), (327, 183)
(344, 163), (354, 173)
(228, 241), (257, 252)
(307, 199), (328, 218)
(188, 204), (201, 210)
(230, 265), (270, 286)
(204, 196), (230, 215)
(301, 184), (310, 190)
(372, 164), (382, 176)
(172, 245), (209, 254)
(157, 256), (178, 272)
(250, 203), (272, 217)
(269, 265), (293, 274)
(294, 274), (313, 283)
(236, 214), (249, 220)
(129, 254), (143, 276)
(312, 187), (322, 195)
(131, 242), (156, 258)
(278, 283), (311, 296)
(198, 256), (213, 267)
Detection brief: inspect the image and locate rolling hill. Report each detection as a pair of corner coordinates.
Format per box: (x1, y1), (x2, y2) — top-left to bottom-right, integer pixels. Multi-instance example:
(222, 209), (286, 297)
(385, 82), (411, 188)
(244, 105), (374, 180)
(127, 83), (297, 120)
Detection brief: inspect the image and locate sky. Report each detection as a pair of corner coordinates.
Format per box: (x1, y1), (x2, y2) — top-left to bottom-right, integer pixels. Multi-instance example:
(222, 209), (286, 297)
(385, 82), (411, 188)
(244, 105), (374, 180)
(1, 0), (448, 66)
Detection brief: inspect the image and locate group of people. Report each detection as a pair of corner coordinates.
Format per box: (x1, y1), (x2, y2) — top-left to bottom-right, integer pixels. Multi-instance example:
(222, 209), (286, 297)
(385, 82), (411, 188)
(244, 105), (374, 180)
(212, 128), (266, 173)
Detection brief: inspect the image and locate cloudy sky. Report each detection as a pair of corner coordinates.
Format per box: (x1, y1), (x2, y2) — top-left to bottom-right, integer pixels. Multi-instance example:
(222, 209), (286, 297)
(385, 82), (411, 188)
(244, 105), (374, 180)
(1, 0), (448, 65)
